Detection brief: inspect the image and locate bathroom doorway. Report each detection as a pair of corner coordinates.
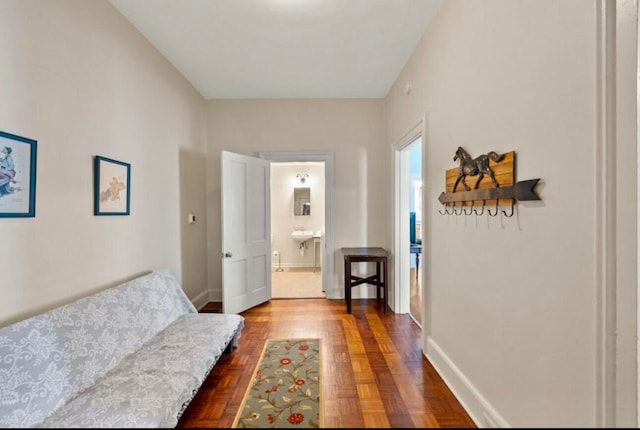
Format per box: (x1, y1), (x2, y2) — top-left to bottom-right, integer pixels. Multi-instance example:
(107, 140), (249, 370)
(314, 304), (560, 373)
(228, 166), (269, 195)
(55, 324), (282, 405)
(260, 151), (334, 299)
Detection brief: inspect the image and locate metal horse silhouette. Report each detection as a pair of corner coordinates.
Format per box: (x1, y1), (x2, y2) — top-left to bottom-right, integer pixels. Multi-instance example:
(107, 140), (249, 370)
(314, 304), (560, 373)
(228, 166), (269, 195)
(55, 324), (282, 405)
(452, 146), (505, 192)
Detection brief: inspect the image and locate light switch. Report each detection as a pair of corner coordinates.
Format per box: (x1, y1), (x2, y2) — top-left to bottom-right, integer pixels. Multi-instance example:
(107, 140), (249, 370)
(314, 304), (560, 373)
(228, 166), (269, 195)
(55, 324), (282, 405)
(188, 213), (196, 224)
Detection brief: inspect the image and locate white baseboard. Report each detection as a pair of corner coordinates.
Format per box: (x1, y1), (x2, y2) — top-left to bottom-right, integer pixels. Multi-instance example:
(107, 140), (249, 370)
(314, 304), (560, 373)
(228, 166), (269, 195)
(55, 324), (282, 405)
(191, 289), (210, 311)
(425, 337), (509, 428)
(271, 263), (319, 269)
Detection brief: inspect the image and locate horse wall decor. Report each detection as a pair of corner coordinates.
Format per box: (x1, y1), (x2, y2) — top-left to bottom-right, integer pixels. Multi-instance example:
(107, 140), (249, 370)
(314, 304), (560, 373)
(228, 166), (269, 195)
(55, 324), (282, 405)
(452, 146), (505, 192)
(438, 149), (542, 217)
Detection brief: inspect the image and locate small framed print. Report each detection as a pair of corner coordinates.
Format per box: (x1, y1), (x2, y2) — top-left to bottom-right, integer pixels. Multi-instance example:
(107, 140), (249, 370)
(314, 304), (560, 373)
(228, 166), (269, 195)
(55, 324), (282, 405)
(94, 155), (130, 216)
(0, 130), (37, 218)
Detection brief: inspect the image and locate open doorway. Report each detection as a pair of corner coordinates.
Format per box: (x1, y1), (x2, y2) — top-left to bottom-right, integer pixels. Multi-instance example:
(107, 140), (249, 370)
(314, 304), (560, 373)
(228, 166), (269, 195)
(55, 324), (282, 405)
(260, 151), (335, 299)
(407, 141), (422, 325)
(393, 118), (424, 326)
(269, 162), (325, 298)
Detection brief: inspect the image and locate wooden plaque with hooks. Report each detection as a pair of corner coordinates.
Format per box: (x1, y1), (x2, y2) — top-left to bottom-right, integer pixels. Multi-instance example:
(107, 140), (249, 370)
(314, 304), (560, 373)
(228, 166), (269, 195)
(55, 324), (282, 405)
(438, 148), (541, 216)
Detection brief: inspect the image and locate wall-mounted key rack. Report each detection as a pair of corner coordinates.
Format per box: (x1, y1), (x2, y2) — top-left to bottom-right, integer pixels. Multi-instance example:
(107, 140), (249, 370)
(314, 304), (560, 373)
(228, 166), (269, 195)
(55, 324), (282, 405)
(438, 147), (541, 217)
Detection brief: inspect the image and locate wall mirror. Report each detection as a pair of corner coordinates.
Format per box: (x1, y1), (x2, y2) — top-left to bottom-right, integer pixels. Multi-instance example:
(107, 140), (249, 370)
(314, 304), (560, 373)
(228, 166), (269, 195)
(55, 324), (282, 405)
(294, 187), (311, 216)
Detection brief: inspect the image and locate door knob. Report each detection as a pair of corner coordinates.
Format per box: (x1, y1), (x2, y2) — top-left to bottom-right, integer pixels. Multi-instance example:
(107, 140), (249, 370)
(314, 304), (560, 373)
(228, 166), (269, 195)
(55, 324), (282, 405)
(223, 252), (233, 258)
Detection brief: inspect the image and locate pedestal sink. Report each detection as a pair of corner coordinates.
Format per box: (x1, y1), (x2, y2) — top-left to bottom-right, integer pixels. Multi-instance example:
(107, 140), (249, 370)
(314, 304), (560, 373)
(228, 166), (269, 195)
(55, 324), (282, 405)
(292, 230), (314, 243)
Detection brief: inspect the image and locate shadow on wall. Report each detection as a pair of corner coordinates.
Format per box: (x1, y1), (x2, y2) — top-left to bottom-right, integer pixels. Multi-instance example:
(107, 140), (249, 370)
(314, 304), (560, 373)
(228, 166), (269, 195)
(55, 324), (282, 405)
(178, 147), (208, 303)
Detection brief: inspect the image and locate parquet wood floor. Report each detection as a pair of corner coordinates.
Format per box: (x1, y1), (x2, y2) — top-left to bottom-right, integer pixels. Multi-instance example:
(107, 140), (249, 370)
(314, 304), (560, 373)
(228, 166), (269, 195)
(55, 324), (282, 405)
(178, 298), (476, 428)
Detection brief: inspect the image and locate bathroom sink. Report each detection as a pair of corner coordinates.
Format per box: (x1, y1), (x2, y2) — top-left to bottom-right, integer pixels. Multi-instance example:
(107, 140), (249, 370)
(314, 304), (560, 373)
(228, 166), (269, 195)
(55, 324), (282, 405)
(292, 230), (314, 243)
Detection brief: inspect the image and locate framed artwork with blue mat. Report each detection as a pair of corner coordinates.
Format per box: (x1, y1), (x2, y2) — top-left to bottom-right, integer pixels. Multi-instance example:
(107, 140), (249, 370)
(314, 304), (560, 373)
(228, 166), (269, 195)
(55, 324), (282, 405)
(0, 130), (37, 218)
(94, 155), (130, 216)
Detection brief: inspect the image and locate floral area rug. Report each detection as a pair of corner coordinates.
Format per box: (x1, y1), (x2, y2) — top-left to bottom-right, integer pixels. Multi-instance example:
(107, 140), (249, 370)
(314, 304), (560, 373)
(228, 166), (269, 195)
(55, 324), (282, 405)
(232, 338), (322, 428)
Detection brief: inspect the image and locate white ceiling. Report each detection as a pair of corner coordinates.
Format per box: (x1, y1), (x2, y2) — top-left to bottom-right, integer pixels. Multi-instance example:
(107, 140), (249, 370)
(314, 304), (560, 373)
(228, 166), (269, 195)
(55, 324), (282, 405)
(109, 0), (441, 99)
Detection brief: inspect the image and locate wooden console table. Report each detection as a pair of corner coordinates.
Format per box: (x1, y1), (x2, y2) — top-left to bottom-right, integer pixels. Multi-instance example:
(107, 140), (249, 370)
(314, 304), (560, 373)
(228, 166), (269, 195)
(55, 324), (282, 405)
(341, 247), (391, 314)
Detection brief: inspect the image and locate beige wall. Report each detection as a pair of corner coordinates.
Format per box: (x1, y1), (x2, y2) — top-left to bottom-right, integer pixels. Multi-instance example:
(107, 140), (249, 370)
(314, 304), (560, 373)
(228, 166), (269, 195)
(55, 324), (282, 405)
(205, 99), (388, 299)
(0, 0), (209, 326)
(386, 0), (637, 427)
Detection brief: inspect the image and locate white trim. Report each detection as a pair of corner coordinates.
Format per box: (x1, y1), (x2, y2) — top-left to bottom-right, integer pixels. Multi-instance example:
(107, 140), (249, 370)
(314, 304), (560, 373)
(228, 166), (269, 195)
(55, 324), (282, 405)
(425, 337), (509, 428)
(421, 114), (431, 353)
(394, 147), (410, 313)
(595, 0), (616, 426)
(392, 117), (425, 315)
(637, 3), (640, 423)
(393, 118), (426, 152)
(191, 289), (210, 311)
(259, 151), (336, 298)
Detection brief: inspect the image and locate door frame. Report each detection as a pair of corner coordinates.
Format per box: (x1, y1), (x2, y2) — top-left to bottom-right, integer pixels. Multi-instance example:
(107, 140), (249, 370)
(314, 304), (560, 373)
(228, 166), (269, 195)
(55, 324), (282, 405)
(393, 115), (426, 315)
(259, 151), (335, 298)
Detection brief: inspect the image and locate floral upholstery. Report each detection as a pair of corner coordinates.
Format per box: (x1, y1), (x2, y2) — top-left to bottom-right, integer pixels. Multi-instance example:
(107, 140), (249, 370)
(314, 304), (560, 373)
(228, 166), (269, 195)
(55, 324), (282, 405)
(0, 269), (244, 428)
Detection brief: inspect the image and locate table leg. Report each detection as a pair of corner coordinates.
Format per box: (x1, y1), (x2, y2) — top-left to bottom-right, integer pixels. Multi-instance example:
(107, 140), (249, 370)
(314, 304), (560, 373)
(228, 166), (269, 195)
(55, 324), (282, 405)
(382, 257), (388, 314)
(313, 239), (319, 272)
(375, 261), (381, 302)
(344, 257), (351, 314)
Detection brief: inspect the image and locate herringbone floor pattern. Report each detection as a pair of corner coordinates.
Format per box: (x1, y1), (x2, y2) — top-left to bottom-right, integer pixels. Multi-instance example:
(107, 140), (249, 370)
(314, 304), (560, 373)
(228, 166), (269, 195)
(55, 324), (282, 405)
(178, 298), (476, 428)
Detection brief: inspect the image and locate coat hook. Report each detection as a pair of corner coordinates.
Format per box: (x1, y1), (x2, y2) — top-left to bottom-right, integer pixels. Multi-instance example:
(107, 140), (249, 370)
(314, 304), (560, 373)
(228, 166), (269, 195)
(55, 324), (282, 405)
(463, 202), (473, 215)
(453, 204), (464, 216)
(439, 203), (454, 215)
(473, 200), (485, 216)
(487, 199), (499, 217)
(502, 199), (515, 217)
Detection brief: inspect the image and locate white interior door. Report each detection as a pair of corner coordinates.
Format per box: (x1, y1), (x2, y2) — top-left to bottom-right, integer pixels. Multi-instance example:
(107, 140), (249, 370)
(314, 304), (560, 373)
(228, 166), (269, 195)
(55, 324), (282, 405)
(221, 150), (271, 314)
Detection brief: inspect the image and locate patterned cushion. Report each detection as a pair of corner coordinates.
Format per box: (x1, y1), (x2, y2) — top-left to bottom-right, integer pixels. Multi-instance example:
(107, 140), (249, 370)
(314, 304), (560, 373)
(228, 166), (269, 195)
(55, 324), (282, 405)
(38, 313), (244, 428)
(0, 269), (242, 428)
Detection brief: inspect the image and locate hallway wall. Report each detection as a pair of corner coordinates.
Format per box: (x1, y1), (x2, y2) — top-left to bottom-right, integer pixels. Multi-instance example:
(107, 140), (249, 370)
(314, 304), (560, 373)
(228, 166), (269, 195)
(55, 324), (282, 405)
(385, 0), (637, 426)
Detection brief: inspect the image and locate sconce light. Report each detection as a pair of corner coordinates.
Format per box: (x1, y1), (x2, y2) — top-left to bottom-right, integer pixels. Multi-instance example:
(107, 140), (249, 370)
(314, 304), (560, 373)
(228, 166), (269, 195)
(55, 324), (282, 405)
(296, 173), (309, 184)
